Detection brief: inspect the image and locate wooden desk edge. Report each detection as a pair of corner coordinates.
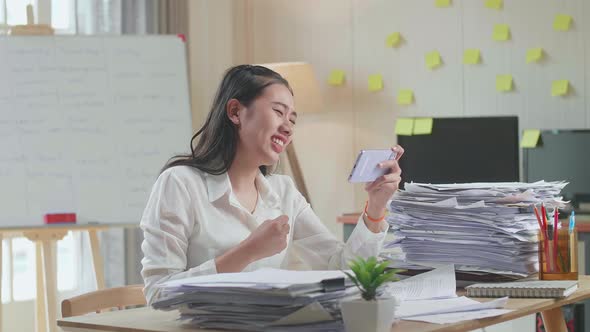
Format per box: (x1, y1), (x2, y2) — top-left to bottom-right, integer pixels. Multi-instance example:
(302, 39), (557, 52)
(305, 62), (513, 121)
(56, 276), (590, 332)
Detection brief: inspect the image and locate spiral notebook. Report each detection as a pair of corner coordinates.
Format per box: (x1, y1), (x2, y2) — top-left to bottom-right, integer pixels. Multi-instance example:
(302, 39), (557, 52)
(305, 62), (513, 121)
(466, 280), (578, 298)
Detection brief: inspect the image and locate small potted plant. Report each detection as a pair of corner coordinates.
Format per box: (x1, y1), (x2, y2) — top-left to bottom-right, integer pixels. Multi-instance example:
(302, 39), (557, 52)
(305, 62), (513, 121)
(340, 257), (402, 332)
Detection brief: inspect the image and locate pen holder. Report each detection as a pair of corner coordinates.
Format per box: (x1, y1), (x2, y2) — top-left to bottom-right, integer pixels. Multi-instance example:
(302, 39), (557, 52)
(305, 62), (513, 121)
(538, 228), (578, 280)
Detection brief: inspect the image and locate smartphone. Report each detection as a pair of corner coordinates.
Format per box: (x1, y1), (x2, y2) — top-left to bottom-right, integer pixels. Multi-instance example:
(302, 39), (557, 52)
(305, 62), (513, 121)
(348, 149), (397, 183)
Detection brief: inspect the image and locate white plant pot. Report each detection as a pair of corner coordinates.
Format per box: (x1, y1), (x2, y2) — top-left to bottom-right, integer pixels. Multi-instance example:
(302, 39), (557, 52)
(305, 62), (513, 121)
(341, 297), (399, 332)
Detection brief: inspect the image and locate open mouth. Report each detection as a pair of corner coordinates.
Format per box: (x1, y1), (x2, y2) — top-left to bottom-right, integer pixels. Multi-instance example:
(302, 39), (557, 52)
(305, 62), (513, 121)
(271, 136), (285, 147)
(271, 135), (287, 153)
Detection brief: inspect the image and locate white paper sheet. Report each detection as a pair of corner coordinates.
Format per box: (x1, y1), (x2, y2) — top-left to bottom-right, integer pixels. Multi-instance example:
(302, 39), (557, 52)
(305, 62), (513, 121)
(383, 264), (456, 301)
(403, 308), (512, 324)
(397, 296), (508, 318)
(159, 268), (346, 288)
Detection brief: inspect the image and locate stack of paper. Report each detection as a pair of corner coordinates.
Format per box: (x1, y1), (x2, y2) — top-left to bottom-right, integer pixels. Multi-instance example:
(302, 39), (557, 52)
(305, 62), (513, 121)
(152, 268), (359, 331)
(382, 181), (567, 277)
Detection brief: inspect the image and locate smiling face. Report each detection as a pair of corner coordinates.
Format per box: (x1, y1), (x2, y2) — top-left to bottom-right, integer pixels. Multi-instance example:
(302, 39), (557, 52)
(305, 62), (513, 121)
(230, 83), (297, 167)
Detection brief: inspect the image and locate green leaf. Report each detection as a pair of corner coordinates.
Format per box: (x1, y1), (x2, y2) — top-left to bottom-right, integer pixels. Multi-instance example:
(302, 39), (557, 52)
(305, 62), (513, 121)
(358, 269), (371, 287)
(365, 257), (377, 273)
(349, 259), (362, 276)
(344, 271), (365, 293)
(371, 261), (388, 280)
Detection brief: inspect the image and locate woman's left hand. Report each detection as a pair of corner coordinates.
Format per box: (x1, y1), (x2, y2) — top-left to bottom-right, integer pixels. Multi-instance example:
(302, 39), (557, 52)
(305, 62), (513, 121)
(365, 145), (404, 220)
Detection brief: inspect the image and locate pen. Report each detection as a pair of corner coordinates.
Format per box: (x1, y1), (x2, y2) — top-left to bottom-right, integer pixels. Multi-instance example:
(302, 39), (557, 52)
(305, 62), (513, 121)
(553, 208), (559, 272)
(569, 211), (577, 273)
(547, 222), (555, 272)
(533, 205), (544, 234)
(569, 211), (576, 233)
(534, 205), (550, 271)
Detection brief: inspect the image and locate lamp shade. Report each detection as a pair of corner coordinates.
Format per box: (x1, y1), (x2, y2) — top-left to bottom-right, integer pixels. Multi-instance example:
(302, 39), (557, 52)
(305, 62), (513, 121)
(259, 62), (322, 114)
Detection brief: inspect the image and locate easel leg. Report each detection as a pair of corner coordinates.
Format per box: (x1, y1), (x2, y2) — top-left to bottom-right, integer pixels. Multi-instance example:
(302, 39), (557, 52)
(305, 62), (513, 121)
(89, 230), (105, 289)
(42, 240), (57, 332)
(541, 307), (567, 332)
(36, 242), (47, 332)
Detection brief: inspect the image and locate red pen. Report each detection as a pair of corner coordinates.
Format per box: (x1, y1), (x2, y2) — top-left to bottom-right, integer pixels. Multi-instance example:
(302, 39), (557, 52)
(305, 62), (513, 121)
(533, 205), (545, 233)
(534, 205), (551, 273)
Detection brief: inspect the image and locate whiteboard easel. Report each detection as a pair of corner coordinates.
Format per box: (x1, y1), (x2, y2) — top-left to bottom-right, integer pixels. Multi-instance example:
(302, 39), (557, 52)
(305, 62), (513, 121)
(1, 6), (107, 332)
(1, 7), (191, 332)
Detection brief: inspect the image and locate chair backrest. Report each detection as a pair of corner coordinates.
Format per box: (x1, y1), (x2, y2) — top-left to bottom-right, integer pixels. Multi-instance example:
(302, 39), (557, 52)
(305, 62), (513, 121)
(61, 284), (147, 318)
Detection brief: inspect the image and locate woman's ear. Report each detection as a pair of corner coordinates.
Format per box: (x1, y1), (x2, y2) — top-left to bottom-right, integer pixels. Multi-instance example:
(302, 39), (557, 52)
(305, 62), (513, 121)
(226, 99), (242, 126)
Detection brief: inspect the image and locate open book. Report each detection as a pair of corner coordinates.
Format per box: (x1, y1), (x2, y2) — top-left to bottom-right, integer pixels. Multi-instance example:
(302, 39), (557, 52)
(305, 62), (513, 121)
(466, 280), (578, 298)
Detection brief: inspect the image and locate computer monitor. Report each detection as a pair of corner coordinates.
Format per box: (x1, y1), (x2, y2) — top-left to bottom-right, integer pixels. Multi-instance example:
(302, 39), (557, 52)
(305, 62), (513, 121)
(523, 130), (590, 209)
(397, 116), (519, 188)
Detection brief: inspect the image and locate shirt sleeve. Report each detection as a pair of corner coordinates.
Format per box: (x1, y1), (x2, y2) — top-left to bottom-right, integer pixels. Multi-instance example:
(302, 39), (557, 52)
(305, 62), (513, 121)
(289, 179), (389, 270)
(140, 169), (217, 305)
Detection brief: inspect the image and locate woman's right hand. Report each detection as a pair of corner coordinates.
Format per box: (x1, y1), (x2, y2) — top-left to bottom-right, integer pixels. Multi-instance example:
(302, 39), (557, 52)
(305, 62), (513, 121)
(215, 215), (290, 273)
(242, 215), (290, 260)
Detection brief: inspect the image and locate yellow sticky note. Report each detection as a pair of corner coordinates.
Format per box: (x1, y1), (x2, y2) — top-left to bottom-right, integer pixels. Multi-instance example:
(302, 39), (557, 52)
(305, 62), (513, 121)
(395, 118), (414, 136)
(551, 80), (569, 96)
(526, 48), (543, 63)
(386, 32), (401, 48)
(425, 51), (442, 69)
(397, 89), (414, 105)
(413, 118), (433, 135)
(368, 74), (383, 92)
(496, 74), (513, 92)
(553, 14), (572, 31)
(328, 70), (345, 86)
(463, 49), (481, 65)
(493, 24), (510, 41)
(485, 0), (502, 10)
(521, 129), (541, 148)
(435, 0), (451, 7)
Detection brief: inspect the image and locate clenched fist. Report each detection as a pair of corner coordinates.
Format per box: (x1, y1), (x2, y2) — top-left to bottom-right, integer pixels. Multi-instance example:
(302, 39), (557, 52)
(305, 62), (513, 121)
(242, 215), (290, 261)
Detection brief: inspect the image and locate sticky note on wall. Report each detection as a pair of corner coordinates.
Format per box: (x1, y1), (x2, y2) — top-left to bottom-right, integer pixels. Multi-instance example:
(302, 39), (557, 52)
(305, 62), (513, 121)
(395, 118), (414, 136)
(368, 74), (383, 92)
(463, 49), (481, 64)
(496, 75), (513, 92)
(526, 48), (543, 63)
(328, 70), (345, 86)
(397, 90), (414, 105)
(551, 80), (569, 96)
(485, 0), (503, 10)
(435, 0), (451, 7)
(386, 32), (401, 47)
(521, 130), (541, 148)
(413, 118), (433, 135)
(553, 14), (572, 31)
(493, 24), (510, 41)
(425, 51), (442, 69)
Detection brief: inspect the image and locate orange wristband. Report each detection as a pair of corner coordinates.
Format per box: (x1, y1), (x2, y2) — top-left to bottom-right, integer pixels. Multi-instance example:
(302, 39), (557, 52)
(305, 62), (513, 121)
(364, 201), (385, 223)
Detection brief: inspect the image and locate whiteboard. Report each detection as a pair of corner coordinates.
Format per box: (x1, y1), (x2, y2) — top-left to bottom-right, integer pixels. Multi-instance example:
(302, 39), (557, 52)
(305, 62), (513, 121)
(0, 36), (192, 227)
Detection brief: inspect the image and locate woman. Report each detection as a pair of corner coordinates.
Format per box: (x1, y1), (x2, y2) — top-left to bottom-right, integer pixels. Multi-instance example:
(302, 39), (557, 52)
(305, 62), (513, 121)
(140, 64), (404, 304)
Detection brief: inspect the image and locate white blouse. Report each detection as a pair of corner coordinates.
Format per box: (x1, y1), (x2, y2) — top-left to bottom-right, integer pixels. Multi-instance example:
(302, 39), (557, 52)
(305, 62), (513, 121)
(140, 165), (389, 304)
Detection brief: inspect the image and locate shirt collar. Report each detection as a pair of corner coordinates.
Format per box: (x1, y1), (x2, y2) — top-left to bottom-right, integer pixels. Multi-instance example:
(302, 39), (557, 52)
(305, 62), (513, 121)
(205, 171), (281, 209)
(205, 172), (229, 203)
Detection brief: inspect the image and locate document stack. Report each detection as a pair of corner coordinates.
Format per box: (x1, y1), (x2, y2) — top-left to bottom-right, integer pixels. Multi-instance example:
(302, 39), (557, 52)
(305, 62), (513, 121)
(382, 181), (567, 278)
(152, 268), (359, 331)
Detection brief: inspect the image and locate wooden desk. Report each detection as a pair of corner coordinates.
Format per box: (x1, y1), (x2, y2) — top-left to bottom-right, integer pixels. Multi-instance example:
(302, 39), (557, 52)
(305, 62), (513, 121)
(58, 276), (590, 332)
(0, 223), (136, 332)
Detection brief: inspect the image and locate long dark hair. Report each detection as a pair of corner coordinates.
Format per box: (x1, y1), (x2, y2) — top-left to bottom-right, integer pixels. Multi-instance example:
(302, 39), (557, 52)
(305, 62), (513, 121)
(162, 65), (292, 175)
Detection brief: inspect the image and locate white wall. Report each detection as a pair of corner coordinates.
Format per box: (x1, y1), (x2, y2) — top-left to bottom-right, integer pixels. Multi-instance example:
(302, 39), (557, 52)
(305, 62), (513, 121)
(212, 0), (590, 239)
